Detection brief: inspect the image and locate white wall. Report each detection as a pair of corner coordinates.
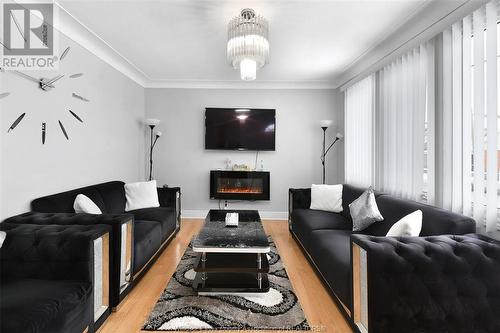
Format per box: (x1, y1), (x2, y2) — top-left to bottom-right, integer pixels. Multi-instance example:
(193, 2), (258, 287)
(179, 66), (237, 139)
(145, 88), (343, 219)
(0, 33), (145, 219)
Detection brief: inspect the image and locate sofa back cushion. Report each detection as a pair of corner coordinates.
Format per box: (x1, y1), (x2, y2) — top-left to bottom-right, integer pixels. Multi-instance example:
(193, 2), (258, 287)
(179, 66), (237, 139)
(31, 181), (125, 214)
(95, 181), (126, 213)
(363, 194), (476, 236)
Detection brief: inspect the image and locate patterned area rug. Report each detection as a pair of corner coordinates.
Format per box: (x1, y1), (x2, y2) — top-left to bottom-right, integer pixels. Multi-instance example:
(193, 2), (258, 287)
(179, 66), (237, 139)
(142, 237), (310, 331)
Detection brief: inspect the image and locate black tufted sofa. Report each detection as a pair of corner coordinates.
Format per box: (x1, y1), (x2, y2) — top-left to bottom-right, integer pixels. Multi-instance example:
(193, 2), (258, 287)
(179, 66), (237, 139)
(4, 181), (181, 308)
(3, 212), (131, 310)
(0, 223), (111, 333)
(289, 184), (483, 333)
(351, 234), (500, 333)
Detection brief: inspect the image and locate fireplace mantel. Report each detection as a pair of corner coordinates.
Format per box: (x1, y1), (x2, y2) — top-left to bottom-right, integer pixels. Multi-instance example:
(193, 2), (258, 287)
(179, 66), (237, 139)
(210, 170), (270, 201)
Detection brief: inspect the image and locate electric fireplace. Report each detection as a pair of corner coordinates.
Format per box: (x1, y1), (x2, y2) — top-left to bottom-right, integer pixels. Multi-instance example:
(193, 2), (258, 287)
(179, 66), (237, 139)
(210, 170), (270, 200)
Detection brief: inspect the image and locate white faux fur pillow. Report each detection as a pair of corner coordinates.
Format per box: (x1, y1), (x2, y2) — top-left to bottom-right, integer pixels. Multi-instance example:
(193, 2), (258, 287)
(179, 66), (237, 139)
(125, 180), (160, 211)
(73, 194), (102, 214)
(386, 210), (423, 237)
(310, 184), (343, 213)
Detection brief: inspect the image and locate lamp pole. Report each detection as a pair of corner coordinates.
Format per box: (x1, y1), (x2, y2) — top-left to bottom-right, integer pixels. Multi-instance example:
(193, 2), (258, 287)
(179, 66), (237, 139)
(149, 125), (155, 181)
(145, 118), (161, 181)
(322, 126), (327, 184)
(319, 120), (342, 185)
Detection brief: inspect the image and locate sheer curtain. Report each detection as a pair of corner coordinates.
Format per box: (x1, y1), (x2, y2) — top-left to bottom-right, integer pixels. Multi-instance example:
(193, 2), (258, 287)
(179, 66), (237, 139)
(374, 41), (435, 202)
(344, 75), (375, 187)
(440, 1), (498, 232)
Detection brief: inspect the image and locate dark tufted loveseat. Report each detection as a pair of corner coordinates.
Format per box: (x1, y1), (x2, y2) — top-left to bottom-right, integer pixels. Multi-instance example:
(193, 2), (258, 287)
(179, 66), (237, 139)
(3, 212), (132, 310)
(4, 181), (181, 308)
(289, 184), (482, 333)
(0, 223), (111, 333)
(351, 234), (500, 333)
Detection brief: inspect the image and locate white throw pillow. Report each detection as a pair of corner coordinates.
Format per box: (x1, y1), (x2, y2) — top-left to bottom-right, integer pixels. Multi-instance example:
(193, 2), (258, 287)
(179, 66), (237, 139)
(73, 194), (102, 214)
(125, 180), (160, 211)
(310, 184), (343, 213)
(386, 210), (423, 237)
(0, 231), (6, 248)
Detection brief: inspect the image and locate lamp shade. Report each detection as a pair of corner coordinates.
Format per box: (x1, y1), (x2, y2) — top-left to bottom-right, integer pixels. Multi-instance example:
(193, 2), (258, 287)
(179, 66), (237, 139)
(156, 131), (162, 137)
(144, 118), (160, 127)
(336, 133), (344, 139)
(320, 119), (333, 128)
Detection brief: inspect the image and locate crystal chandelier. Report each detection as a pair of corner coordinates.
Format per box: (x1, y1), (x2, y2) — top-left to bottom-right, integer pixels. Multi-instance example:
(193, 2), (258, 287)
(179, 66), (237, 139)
(227, 8), (269, 81)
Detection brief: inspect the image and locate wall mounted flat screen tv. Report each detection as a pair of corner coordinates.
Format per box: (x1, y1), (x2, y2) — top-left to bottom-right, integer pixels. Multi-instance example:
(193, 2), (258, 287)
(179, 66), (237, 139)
(205, 108), (276, 151)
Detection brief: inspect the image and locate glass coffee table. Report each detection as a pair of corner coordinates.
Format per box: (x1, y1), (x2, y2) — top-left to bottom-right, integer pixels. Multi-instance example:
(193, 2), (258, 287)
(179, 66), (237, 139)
(192, 209), (270, 295)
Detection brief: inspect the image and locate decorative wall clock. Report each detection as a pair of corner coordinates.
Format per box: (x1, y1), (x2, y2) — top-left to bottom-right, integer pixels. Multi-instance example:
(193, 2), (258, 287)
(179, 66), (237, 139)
(0, 46), (89, 144)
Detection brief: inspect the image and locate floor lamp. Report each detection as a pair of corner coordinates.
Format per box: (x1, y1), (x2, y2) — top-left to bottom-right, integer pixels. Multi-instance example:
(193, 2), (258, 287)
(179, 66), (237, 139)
(320, 120), (343, 184)
(145, 118), (162, 181)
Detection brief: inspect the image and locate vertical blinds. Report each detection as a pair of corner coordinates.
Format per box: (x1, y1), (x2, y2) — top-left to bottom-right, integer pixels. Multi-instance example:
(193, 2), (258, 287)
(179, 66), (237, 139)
(442, 1), (498, 232)
(375, 41), (435, 201)
(344, 0), (499, 233)
(345, 75), (375, 187)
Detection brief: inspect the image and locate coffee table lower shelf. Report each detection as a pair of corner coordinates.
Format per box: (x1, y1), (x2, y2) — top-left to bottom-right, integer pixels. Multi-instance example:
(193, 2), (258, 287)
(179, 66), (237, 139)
(193, 272), (270, 295)
(192, 252), (270, 295)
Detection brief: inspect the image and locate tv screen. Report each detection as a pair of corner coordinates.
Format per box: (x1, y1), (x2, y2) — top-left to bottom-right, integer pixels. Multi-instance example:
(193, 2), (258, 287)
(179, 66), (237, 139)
(205, 108), (276, 151)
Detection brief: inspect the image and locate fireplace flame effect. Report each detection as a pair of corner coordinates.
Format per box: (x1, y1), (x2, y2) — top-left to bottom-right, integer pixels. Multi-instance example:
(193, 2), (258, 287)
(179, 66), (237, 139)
(218, 187), (263, 194)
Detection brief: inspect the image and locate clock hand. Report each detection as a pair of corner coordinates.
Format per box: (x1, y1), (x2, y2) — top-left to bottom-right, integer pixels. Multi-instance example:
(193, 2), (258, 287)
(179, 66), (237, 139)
(12, 71), (55, 88)
(45, 74), (64, 86)
(13, 70), (40, 84)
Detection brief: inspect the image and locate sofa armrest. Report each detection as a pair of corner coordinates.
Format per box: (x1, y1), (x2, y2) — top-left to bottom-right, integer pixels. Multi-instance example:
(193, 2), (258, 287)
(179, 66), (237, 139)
(2, 212), (133, 307)
(288, 188), (311, 229)
(351, 234), (500, 333)
(0, 224), (107, 281)
(158, 186), (181, 229)
(3, 211), (132, 226)
(289, 188), (311, 210)
(0, 223), (112, 326)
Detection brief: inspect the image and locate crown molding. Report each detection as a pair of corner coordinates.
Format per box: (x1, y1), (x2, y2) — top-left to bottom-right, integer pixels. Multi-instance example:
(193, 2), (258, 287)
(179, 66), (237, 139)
(144, 79), (337, 90)
(337, 0), (489, 90)
(48, 2), (337, 90)
(49, 2), (338, 90)
(54, 2), (149, 86)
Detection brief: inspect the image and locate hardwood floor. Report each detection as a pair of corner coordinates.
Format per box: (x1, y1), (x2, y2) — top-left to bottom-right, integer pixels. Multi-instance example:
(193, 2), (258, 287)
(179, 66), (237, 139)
(97, 219), (352, 333)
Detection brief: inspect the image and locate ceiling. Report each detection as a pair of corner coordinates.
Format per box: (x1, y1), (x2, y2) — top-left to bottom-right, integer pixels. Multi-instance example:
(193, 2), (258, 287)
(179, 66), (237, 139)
(58, 0), (430, 87)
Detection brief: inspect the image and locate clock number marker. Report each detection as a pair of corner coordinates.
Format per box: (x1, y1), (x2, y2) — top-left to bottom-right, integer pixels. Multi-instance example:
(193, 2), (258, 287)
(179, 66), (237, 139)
(42, 123), (46, 144)
(60, 47), (70, 61)
(69, 73), (84, 79)
(69, 110), (83, 123)
(0, 92), (10, 99)
(58, 121), (69, 140)
(8, 113), (25, 132)
(72, 93), (89, 102)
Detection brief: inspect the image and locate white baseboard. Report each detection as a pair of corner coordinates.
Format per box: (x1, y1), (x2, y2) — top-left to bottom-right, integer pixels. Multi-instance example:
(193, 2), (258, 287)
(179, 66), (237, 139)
(182, 209), (287, 220)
